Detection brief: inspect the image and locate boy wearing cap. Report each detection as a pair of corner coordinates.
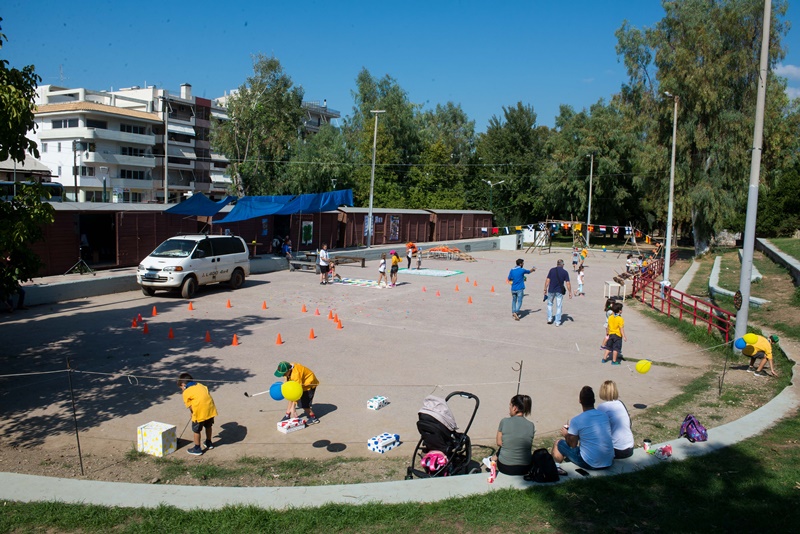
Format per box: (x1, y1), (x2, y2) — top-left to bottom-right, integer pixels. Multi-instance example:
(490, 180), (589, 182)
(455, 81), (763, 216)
(746, 334), (780, 377)
(275, 361), (320, 423)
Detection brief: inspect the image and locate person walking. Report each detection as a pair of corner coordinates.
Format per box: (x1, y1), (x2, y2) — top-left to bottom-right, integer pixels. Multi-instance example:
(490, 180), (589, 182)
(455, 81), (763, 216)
(390, 250), (402, 287)
(507, 258), (534, 321)
(574, 265), (585, 296)
(544, 259), (572, 326)
(377, 253), (389, 287)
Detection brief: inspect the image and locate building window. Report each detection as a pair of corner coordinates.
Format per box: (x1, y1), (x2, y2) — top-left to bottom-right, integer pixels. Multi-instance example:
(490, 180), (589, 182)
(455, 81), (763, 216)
(42, 143), (47, 153)
(57, 166), (62, 176)
(124, 191), (143, 203)
(86, 119), (107, 129)
(120, 169), (146, 180)
(120, 123), (146, 135)
(52, 118), (78, 129)
(121, 146), (145, 157)
(57, 142), (61, 152)
(73, 166), (95, 177)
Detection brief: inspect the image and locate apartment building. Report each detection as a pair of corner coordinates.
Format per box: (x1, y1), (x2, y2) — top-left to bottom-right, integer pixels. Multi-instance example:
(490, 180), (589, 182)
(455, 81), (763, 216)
(31, 83), (339, 204)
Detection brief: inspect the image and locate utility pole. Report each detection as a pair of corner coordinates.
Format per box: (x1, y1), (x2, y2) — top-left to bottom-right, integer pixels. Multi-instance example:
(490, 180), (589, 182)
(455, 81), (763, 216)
(162, 90), (169, 204)
(367, 110), (385, 248)
(663, 92), (679, 285)
(586, 153), (594, 247)
(734, 0), (772, 342)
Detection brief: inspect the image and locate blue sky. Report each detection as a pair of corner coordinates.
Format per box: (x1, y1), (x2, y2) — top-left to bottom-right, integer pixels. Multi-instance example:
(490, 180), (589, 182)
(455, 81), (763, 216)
(3, 1), (800, 131)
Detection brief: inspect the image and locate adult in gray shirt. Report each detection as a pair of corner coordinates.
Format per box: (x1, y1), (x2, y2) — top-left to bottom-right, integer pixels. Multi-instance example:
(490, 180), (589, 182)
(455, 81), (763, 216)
(486, 395), (536, 476)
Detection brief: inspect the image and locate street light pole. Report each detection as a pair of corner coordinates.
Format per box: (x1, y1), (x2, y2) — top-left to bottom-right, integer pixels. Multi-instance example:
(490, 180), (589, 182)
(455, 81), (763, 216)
(482, 179), (505, 213)
(586, 153), (594, 247)
(367, 110), (385, 248)
(664, 92), (679, 284)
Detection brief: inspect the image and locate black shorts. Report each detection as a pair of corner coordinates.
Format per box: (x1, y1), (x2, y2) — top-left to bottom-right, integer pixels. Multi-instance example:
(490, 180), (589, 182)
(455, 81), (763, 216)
(390, 265), (398, 274)
(497, 459), (531, 476)
(607, 334), (623, 352)
(191, 417), (214, 434)
(299, 387), (316, 409)
(751, 351), (766, 360)
(320, 264), (330, 274)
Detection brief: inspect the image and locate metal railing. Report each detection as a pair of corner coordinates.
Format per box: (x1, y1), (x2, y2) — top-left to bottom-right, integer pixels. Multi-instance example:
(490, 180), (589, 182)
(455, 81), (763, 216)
(631, 267), (735, 342)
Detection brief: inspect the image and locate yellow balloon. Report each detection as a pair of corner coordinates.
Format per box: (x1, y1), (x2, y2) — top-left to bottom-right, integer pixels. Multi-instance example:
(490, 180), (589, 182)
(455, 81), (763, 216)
(743, 333), (758, 345)
(742, 345), (756, 357)
(635, 360), (652, 374)
(281, 380), (303, 402)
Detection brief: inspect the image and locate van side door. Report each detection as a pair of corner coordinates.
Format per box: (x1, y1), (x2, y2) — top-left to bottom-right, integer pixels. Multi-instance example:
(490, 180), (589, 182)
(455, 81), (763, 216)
(193, 239), (217, 285)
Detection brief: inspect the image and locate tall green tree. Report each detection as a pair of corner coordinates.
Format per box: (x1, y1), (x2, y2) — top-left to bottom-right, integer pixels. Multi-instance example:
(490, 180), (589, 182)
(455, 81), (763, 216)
(285, 125), (353, 194)
(475, 102), (550, 226)
(210, 54), (304, 196)
(616, 0), (792, 255)
(0, 18), (40, 162)
(0, 21), (54, 297)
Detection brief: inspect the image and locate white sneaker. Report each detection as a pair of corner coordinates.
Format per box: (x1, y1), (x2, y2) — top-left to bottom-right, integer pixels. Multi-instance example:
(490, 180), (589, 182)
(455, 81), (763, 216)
(555, 322), (562, 327)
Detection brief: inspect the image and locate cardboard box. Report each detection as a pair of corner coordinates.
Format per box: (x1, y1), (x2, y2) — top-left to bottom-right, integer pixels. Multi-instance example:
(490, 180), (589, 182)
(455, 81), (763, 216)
(136, 421), (177, 457)
(367, 395), (389, 410)
(277, 417), (306, 434)
(368, 432), (400, 453)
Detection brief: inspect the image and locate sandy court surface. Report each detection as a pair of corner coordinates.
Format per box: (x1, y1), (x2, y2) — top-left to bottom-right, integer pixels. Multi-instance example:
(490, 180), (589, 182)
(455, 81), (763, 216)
(0, 249), (712, 464)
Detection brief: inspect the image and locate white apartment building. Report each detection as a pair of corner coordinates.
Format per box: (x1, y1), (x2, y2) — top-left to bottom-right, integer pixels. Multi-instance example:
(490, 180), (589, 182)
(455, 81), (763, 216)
(31, 83), (340, 203)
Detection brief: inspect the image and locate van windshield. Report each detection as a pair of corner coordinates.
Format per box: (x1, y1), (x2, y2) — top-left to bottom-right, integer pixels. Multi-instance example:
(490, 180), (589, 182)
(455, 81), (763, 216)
(150, 239), (197, 258)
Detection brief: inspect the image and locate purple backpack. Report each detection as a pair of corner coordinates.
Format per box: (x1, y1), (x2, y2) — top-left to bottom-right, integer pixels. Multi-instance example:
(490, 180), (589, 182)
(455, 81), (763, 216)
(679, 414), (708, 442)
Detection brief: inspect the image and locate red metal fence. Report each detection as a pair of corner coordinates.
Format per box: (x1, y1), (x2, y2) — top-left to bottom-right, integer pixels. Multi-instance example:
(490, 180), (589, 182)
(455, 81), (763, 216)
(630, 269), (735, 342)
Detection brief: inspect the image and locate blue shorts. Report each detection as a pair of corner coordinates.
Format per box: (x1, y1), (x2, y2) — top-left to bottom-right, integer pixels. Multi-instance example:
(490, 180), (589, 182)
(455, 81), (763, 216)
(556, 439), (593, 470)
(607, 334), (623, 352)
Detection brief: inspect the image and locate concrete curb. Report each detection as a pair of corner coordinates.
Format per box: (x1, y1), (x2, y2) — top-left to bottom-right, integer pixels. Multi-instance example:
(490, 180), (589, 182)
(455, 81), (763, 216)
(756, 238), (800, 286)
(709, 256), (769, 307)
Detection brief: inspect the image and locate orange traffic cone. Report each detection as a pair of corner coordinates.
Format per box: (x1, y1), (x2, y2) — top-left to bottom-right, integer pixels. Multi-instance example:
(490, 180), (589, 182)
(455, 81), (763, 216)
(309, 328), (316, 339)
(232, 334), (239, 346)
(473, 280), (478, 287)
(137, 313), (143, 323)
(188, 302), (194, 311)
(301, 304), (308, 313)
(491, 285), (495, 293)
(226, 299), (232, 309)
(275, 333), (284, 345)
(204, 330), (212, 343)
(422, 286), (427, 292)
(455, 284), (460, 292)
(436, 290), (441, 297)
(131, 318), (138, 328)
(262, 301), (267, 310)
(333, 313), (339, 323)
(314, 308), (320, 316)
(466, 276), (470, 283)
(327, 310), (334, 320)
(143, 323), (149, 334)
(336, 319), (343, 330)
(468, 296), (473, 304)
(152, 306), (157, 317)
(168, 327), (174, 339)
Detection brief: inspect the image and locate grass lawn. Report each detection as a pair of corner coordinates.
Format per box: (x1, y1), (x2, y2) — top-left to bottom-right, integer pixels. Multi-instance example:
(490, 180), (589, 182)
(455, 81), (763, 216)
(768, 237), (800, 260)
(3, 411), (799, 533)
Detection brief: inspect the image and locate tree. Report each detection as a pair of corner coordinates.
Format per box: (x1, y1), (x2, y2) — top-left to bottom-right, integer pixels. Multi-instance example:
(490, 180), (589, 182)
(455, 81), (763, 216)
(615, 0), (793, 255)
(0, 18), (41, 162)
(210, 55), (304, 196)
(285, 125), (353, 194)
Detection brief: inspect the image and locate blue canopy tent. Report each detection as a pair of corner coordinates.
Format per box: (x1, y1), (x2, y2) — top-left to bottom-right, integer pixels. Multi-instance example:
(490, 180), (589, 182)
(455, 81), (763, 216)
(164, 192), (236, 216)
(216, 189), (354, 223)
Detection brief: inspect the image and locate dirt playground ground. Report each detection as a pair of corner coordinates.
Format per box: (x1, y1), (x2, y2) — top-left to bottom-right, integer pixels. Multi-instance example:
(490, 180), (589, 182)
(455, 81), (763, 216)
(0, 249), (741, 483)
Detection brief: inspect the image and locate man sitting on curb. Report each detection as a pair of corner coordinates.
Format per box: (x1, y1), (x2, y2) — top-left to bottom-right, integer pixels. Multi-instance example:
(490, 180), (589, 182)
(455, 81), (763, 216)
(552, 386), (614, 470)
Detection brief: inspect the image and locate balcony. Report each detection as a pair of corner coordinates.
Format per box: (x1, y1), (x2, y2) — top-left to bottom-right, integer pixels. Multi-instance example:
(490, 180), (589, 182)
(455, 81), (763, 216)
(83, 152), (156, 168)
(39, 127), (155, 146)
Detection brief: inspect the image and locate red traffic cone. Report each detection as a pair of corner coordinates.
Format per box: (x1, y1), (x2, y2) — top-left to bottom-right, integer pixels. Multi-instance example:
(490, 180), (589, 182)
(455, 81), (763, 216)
(143, 323), (149, 334)
(336, 319), (343, 330)
(152, 306), (157, 317)
(275, 333), (284, 345)
(168, 327), (174, 339)
(301, 304), (308, 313)
(314, 308), (321, 316)
(491, 285), (495, 293)
(327, 310), (334, 320)
(204, 330), (211, 343)
(309, 328), (316, 339)
(137, 313), (143, 323)
(226, 299), (232, 309)
(436, 290), (441, 297)
(262, 300), (267, 310)
(455, 284), (460, 292)
(232, 334), (239, 346)
(131, 318), (138, 328)
(473, 280), (478, 287)
(468, 296), (473, 304)
(466, 276), (470, 283)
(333, 313), (339, 323)
(188, 302), (194, 311)
(422, 286), (427, 292)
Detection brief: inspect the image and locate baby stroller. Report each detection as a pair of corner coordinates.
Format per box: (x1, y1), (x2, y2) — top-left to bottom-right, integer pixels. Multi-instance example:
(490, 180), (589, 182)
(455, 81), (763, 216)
(405, 391), (481, 479)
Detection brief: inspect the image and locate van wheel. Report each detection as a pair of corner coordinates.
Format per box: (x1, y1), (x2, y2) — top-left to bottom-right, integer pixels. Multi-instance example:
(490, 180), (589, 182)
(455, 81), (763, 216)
(141, 286), (156, 297)
(229, 268), (245, 290)
(181, 276), (197, 299)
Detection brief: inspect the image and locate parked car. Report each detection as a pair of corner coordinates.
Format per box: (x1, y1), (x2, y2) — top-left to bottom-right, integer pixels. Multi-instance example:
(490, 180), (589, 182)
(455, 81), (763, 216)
(137, 234), (250, 298)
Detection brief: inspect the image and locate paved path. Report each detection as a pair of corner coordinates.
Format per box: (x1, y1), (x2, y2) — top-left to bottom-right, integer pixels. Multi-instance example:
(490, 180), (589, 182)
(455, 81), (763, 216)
(0, 248), (796, 510)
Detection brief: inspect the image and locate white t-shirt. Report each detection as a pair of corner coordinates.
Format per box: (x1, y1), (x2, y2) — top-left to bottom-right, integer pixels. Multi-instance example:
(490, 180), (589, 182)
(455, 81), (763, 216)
(577, 271), (585, 285)
(319, 249), (330, 267)
(407, 248), (413, 259)
(379, 259), (386, 273)
(567, 408), (614, 468)
(596, 400), (634, 451)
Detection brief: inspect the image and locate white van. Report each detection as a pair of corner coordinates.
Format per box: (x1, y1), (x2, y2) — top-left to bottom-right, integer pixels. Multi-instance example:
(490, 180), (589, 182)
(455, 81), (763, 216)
(137, 234), (251, 298)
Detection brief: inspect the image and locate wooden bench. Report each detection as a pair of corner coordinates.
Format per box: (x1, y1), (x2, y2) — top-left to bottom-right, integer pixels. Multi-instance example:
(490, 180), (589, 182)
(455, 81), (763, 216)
(330, 254), (366, 267)
(288, 258), (319, 272)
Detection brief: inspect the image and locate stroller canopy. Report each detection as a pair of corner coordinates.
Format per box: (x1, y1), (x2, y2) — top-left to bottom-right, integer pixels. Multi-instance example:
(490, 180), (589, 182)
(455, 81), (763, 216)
(418, 395), (458, 431)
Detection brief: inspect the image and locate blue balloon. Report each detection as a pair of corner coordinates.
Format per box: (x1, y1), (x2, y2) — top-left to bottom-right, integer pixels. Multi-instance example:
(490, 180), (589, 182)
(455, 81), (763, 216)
(734, 338), (747, 350)
(269, 381), (284, 401)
